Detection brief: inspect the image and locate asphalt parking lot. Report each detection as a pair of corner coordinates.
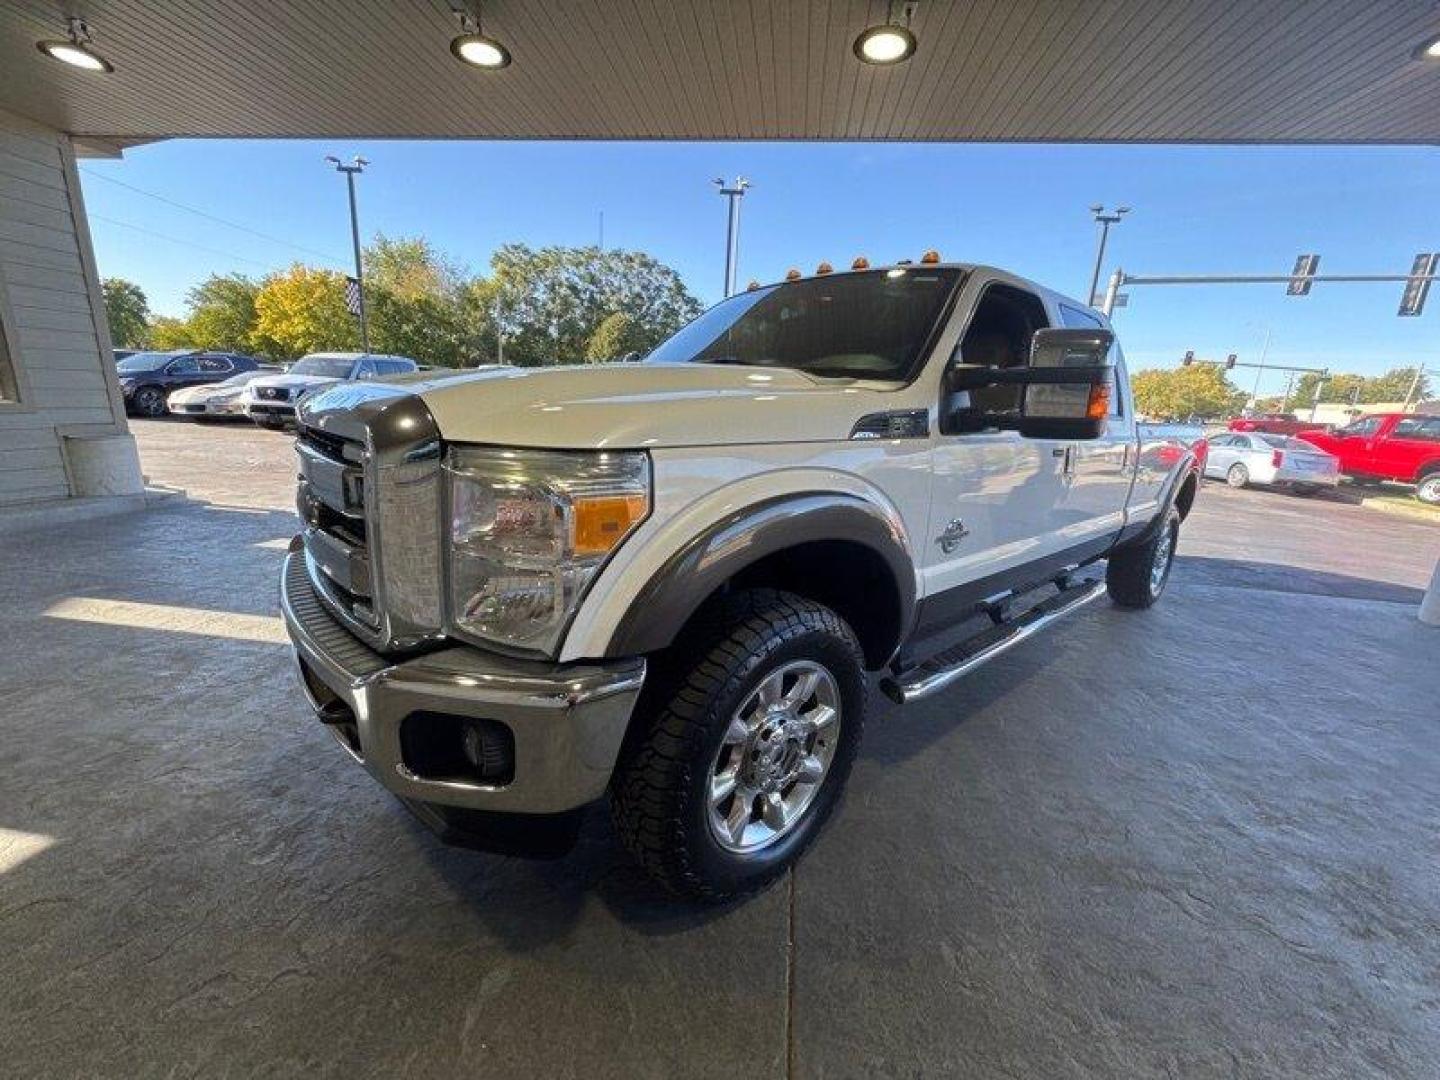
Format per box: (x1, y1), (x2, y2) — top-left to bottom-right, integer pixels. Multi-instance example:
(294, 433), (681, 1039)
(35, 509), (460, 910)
(3, 418), (1438, 1079)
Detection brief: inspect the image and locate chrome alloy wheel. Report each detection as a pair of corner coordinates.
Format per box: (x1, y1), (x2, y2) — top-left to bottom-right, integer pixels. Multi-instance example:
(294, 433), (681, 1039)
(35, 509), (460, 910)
(1150, 520), (1175, 596)
(707, 660), (841, 854)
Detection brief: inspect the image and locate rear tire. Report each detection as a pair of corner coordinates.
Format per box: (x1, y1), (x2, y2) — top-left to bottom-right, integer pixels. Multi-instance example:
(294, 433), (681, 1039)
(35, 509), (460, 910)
(1226, 463), (1249, 489)
(1107, 508), (1180, 609)
(611, 589), (865, 901)
(1416, 473), (1440, 505)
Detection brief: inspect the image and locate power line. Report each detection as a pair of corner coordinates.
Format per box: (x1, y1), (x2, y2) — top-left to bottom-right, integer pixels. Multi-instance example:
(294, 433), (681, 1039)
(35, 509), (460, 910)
(86, 213), (278, 269)
(79, 168), (348, 266)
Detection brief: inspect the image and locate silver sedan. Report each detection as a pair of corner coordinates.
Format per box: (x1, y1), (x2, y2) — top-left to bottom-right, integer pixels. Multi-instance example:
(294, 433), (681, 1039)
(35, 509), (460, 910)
(1204, 432), (1340, 494)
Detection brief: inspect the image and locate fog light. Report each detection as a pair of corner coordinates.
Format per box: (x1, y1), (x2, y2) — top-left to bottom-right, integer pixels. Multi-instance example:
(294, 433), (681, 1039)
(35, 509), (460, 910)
(462, 720), (511, 778)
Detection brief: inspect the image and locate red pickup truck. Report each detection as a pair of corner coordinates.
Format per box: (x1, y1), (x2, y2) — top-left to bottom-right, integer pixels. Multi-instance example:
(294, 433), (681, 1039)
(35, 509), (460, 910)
(1298, 413), (1440, 504)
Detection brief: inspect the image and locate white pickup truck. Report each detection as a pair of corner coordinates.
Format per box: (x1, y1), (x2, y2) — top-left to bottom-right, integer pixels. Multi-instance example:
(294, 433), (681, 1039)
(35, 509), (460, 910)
(281, 259), (1200, 899)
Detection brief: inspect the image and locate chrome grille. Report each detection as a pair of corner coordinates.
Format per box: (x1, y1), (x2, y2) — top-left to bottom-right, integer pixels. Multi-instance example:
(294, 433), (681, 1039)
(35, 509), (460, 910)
(294, 387), (445, 655)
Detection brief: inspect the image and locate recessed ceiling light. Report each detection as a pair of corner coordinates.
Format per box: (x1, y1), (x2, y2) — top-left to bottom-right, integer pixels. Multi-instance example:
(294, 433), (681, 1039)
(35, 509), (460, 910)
(449, 4), (511, 69)
(854, 25), (916, 65)
(36, 16), (113, 73)
(1414, 33), (1440, 60)
(854, 3), (917, 66)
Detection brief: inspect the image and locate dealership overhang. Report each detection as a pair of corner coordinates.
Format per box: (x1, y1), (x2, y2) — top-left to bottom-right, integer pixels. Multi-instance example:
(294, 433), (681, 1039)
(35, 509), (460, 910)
(3, 0), (1440, 149)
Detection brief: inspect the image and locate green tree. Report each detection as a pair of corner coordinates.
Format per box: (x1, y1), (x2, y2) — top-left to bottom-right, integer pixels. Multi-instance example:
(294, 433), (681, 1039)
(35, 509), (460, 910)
(360, 234), (471, 366)
(102, 278), (150, 348)
(253, 265), (359, 359)
(1132, 364), (1244, 419)
(1294, 366), (1430, 406)
(487, 244), (701, 366)
(368, 289), (468, 367)
(365, 234), (465, 302)
(585, 311), (649, 361)
(185, 273), (269, 354)
(147, 316), (196, 350)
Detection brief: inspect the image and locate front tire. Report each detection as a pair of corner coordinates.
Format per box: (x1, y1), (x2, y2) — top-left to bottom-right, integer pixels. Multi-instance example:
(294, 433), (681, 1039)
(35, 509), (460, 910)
(611, 589), (865, 901)
(1107, 508), (1180, 609)
(132, 385), (167, 418)
(1417, 473), (1440, 505)
(1226, 463), (1250, 488)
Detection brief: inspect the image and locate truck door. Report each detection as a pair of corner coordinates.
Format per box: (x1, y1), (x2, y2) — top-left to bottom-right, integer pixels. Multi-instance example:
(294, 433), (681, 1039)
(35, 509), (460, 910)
(1326, 416), (1383, 475)
(1374, 416), (1440, 480)
(918, 281), (1071, 637)
(1053, 302), (1135, 541)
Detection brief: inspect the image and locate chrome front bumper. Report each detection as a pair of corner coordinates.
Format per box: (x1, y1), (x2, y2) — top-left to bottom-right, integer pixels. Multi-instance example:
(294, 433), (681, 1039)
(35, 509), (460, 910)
(279, 547), (645, 814)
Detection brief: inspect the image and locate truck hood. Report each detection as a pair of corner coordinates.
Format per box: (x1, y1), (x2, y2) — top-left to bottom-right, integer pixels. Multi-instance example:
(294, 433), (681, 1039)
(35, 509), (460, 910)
(404, 363), (889, 449)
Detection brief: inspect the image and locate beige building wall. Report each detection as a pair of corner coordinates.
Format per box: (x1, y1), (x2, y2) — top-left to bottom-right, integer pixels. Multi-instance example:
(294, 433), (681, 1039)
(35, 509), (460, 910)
(0, 106), (143, 509)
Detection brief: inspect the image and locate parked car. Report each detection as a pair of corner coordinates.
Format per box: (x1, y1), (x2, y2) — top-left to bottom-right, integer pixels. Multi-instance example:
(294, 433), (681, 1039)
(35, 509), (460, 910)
(1296, 413), (1440, 504)
(242, 352), (419, 429)
(1229, 414), (1326, 437)
(167, 368), (280, 420)
(1203, 431), (1339, 494)
(116, 350), (265, 417)
(279, 259), (1201, 899)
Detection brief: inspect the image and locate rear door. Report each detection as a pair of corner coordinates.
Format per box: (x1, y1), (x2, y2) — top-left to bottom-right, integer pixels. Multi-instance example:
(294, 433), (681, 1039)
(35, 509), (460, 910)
(1374, 416), (1440, 480)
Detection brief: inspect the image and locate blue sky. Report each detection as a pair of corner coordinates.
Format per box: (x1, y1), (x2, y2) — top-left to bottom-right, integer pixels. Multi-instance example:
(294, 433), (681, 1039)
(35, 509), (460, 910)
(80, 140), (1440, 395)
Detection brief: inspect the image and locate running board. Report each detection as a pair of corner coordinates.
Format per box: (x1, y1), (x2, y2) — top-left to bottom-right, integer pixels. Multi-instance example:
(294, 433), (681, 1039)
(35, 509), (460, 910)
(880, 578), (1107, 705)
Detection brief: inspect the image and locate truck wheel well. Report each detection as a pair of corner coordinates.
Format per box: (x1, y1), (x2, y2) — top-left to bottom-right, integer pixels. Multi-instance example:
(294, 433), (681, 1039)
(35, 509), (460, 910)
(1174, 471), (1198, 520)
(1418, 459), (1440, 478)
(697, 540), (903, 670)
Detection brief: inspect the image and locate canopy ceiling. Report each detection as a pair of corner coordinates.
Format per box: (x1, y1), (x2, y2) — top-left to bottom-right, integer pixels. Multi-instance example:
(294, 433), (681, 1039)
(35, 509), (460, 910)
(3, 1), (1438, 149)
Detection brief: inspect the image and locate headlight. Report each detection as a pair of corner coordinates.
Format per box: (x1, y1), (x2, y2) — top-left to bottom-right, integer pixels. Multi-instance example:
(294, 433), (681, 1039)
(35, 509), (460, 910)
(445, 446), (650, 656)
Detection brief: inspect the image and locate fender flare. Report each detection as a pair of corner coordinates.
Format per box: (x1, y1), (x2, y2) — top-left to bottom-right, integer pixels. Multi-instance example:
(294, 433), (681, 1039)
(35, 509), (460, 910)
(604, 492), (916, 663)
(1119, 451), (1200, 550)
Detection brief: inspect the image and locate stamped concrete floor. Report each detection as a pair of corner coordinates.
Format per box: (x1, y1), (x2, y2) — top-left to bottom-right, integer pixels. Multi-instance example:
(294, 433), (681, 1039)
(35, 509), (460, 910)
(2, 420), (1438, 1078)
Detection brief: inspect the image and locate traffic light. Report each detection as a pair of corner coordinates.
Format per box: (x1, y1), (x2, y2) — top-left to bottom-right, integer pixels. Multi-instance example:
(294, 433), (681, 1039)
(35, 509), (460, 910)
(1182, 350), (1194, 366)
(1225, 354), (1237, 370)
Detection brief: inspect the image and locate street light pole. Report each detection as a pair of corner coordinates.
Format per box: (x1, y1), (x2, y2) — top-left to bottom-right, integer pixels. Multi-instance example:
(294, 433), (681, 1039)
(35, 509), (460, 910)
(1087, 204), (1130, 307)
(326, 154), (370, 351)
(714, 176), (751, 298)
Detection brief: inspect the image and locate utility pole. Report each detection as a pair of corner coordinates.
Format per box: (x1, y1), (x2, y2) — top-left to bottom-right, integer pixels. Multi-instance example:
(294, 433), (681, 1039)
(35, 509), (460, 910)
(713, 176), (751, 298)
(1087, 204), (1130, 307)
(1279, 369), (1297, 415)
(1401, 365), (1433, 411)
(325, 154), (370, 351)
(1247, 326), (1272, 411)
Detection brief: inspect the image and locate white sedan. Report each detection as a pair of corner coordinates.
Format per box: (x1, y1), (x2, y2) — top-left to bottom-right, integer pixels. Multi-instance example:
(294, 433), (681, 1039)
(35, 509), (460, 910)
(1204, 431), (1340, 494)
(166, 369), (277, 420)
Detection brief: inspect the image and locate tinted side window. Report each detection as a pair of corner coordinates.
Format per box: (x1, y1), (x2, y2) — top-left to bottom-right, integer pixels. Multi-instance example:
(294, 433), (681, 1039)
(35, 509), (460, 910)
(1395, 417), (1440, 442)
(1058, 303), (1104, 330)
(166, 357), (201, 374)
(1341, 418), (1381, 437)
(199, 356), (231, 373)
(951, 284), (1049, 417)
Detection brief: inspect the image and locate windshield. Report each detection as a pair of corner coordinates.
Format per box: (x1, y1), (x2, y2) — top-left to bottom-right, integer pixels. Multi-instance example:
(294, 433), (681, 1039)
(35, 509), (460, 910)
(117, 351), (185, 373)
(646, 269), (961, 380)
(290, 356), (356, 378)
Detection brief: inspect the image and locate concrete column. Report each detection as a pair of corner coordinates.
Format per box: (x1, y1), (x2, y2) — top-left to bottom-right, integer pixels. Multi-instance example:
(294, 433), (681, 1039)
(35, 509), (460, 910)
(1421, 552), (1440, 626)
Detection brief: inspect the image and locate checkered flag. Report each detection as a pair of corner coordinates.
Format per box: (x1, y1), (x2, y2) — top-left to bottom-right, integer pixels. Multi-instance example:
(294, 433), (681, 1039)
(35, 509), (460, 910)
(344, 276), (363, 318)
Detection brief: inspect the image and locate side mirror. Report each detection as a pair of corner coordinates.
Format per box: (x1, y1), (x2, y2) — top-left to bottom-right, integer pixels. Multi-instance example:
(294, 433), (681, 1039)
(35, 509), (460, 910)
(946, 327), (1115, 440)
(1018, 328), (1115, 439)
